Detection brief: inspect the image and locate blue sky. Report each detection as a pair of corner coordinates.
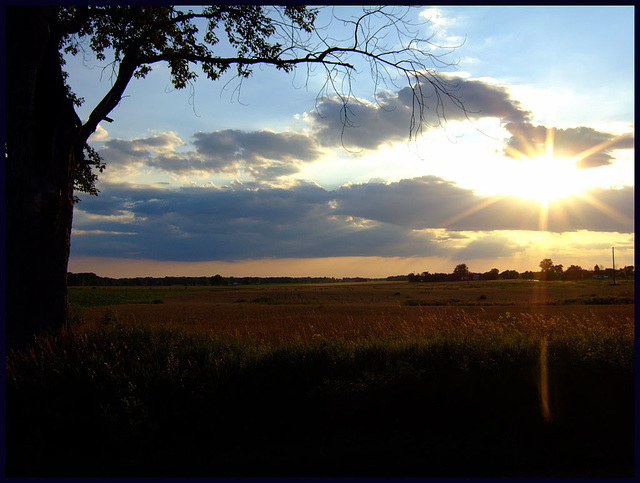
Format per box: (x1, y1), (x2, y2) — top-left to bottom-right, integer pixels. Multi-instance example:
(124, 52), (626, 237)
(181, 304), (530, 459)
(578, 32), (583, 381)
(66, 6), (634, 278)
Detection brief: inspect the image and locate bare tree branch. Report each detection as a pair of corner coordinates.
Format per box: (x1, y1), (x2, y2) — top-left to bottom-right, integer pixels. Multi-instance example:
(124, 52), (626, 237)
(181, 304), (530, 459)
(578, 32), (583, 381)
(70, 5), (469, 153)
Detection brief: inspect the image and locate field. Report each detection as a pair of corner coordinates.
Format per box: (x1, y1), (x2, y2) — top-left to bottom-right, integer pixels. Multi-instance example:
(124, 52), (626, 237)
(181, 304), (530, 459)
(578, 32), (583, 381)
(72, 279), (634, 342)
(6, 279), (635, 477)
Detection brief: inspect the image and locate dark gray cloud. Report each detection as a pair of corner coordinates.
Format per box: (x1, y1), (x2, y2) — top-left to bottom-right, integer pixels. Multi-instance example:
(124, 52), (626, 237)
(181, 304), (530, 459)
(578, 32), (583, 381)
(308, 75), (532, 151)
(308, 96), (414, 151)
(432, 76), (532, 123)
(334, 177), (633, 233)
(396, 75), (532, 124)
(71, 175), (633, 262)
(98, 133), (183, 167)
(94, 76), (630, 184)
(71, 180), (446, 261)
(192, 129), (323, 166)
(503, 123), (634, 168)
(97, 129), (325, 180)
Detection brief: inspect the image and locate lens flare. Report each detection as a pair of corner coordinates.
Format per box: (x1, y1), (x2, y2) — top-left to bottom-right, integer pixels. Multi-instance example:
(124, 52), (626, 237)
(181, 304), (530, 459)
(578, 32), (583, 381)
(539, 338), (552, 423)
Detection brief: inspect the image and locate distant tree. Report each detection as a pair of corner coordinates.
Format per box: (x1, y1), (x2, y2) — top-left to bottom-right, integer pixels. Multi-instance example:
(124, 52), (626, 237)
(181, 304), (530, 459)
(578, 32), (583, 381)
(453, 263), (471, 281)
(210, 275), (226, 286)
(539, 258), (562, 281)
(480, 268), (500, 280)
(386, 275), (409, 281)
(539, 258), (554, 273)
(6, 6), (467, 348)
(521, 270), (538, 280)
(421, 272), (448, 282)
(66, 272), (103, 286)
(408, 273), (421, 283)
(564, 265), (588, 280)
(622, 266), (634, 277)
(499, 269), (520, 280)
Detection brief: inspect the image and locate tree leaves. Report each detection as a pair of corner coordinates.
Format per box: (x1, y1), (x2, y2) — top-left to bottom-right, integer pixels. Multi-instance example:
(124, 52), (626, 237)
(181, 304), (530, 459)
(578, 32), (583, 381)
(74, 144), (106, 203)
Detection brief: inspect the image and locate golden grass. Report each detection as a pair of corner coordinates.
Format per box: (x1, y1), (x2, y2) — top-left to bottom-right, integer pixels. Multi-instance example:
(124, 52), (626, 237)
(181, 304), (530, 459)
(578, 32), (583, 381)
(73, 280), (634, 345)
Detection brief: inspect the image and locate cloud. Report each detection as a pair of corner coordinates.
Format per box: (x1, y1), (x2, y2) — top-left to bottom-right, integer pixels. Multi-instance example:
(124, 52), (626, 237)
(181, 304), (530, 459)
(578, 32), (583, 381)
(306, 96), (414, 151)
(333, 177), (633, 233)
(192, 129), (323, 168)
(306, 75), (531, 152)
(96, 132), (186, 177)
(95, 129), (325, 181)
(451, 77), (532, 122)
(71, 175), (633, 263)
(331, 176), (539, 231)
(419, 7), (465, 45)
(454, 235), (524, 259)
(88, 124), (109, 142)
(71, 180), (455, 261)
(93, 75), (629, 193)
(502, 122), (634, 168)
(305, 75), (631, 174)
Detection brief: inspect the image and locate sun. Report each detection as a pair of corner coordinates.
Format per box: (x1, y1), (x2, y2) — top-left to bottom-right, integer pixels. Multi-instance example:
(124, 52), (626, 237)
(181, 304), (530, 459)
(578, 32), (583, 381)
(497, 128), (588, 206)
(508, 152), (583, 206)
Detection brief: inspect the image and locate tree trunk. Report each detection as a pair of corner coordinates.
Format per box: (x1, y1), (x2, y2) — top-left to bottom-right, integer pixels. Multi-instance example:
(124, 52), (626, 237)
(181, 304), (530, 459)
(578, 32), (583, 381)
(6, 7), (81, 349)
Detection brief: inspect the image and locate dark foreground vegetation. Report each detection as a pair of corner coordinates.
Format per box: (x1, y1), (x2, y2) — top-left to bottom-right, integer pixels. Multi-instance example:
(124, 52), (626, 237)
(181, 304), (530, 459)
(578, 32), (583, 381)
(6, 281), (635, 477)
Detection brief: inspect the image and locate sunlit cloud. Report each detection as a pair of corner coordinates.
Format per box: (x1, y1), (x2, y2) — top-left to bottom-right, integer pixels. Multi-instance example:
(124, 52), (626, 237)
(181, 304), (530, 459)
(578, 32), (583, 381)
(88, 124), (109, 142)
(304, 75), (532, 153)
(503, 122), (634, 169)
(454, 233), (525, 259)
(419, 7), (464, 45)
(72, 229), (137, 236)
(95, 128), (328, 183)
(69, 229), (634, 278)
(71, 174), (633, 266)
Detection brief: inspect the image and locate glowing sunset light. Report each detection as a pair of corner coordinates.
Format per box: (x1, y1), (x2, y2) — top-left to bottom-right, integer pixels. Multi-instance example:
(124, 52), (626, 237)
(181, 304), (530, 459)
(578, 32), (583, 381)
(501, 126), (587, 206)
(508, 154), (582, 205)
(60, 6), (632, 278)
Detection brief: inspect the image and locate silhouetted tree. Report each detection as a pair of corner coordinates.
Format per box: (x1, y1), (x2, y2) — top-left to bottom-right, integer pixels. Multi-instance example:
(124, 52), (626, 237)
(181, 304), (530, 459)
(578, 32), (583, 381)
(210, 275), (226, 286)
(539, 258), (552, 281)
(499, 269), (520, 280)
(6, 6), (467, 348)
(539, 258), (565, 280)
(480, 268), (500, 280)
(564, 265), (588, 280)
(539, 258), (554, 273)
(407, 273), (420, 283)
(453, 263), (471, 281)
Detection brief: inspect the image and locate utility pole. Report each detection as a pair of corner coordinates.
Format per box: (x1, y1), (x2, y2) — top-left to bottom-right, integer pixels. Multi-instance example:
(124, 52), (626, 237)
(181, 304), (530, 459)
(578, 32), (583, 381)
(612, 246), (616, 285)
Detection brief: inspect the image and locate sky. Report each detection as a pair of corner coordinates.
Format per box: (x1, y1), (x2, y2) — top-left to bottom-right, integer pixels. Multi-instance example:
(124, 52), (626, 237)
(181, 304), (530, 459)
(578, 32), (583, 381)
(66, 5), (634, 278)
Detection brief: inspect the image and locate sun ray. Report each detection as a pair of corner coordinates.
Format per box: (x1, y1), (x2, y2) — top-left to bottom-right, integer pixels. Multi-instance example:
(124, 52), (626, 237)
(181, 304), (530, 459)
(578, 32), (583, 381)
(572, 190), (634, 227)
(538, 203), (549, 231)
(544, 127), (555, 160)
(501, 126), (591, 206)
(570, 134), (628, 167)
(439, 194), (507, 227)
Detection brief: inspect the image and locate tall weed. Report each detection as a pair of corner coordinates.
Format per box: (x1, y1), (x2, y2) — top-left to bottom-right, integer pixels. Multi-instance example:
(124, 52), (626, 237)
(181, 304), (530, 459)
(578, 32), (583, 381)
(6, 309), (634, 477)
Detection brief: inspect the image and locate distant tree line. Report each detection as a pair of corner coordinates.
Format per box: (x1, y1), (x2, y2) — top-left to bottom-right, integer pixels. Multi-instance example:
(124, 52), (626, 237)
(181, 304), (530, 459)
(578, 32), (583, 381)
(408, 260), (634, 283)
(67, 273), (372, 287)
(67, 259), (633, 287)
